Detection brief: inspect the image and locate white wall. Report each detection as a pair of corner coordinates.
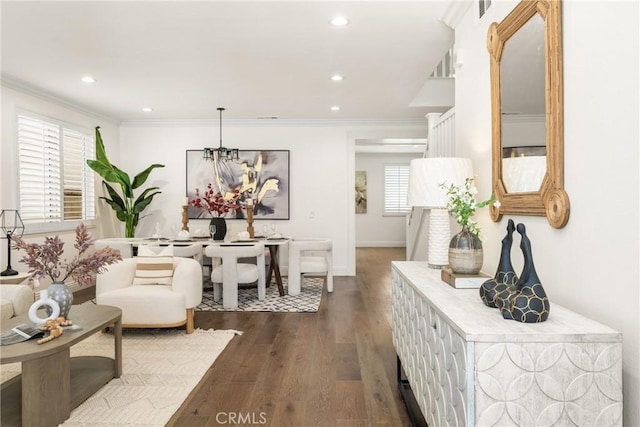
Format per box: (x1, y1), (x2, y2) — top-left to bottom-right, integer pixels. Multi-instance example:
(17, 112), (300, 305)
(0, 79), (428, 279)
(119, 122), (427, 276)
(355, 152), (420, 247)
(454, 1), (639, 424)
(0, 85), (121, 285)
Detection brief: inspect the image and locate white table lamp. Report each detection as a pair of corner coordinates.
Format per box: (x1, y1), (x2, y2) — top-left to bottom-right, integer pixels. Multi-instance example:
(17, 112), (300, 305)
(408, 158), (473, 268)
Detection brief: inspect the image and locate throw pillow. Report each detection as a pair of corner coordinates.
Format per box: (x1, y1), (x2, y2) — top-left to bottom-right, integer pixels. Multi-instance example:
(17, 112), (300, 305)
(134, 245), (174, 285)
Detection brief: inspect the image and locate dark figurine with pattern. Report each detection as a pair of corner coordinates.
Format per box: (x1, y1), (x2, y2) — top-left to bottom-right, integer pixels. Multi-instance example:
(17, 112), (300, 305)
(498, 223), (550, 323)
(480, 219), (518, 308)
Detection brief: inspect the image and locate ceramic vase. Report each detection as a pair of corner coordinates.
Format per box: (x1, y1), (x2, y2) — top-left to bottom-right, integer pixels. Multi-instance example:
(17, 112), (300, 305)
(448, 225), (483, 274)
(46, 282), (73, 319)
(209, 217), (227, 241)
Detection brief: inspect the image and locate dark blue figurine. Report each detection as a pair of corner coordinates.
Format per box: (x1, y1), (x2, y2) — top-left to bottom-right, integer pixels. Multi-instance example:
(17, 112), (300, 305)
(497, 223), (550, 323)
(480, 219), (518, 308)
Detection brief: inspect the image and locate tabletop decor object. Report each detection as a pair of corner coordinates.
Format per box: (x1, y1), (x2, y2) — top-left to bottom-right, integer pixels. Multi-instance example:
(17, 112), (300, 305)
(246, 198), (255, 238)
(189, 184), (243, 240)
(27, 289), (60, 325)
(480, 219), (519, 307)
(11, 223), (122, 318)
(441, 176), (495, 274)
(0, 210), (25, 276)
(86, 126), (165, 238)
(495, 223), (550, 323)
(181, 197), (190, 232)
(440, 267), (490, 289)
(407, 158), (473, 268)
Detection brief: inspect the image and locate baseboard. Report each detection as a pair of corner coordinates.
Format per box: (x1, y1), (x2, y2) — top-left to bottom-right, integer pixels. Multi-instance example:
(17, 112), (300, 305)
(280, 267), (350, 276)
(355, 242), (406, 248)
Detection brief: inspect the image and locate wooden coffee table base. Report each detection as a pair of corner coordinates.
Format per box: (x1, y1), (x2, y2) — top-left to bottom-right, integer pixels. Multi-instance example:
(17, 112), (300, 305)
(2, 356), (117, 426)
(0, 304), (122, 427)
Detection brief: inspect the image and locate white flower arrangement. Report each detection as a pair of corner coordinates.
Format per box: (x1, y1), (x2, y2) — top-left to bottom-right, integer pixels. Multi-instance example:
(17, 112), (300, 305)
(440, 177), (496, 237)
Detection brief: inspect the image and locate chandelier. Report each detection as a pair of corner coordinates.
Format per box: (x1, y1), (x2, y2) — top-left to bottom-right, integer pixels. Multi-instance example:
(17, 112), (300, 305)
(203, 107), (239, 162)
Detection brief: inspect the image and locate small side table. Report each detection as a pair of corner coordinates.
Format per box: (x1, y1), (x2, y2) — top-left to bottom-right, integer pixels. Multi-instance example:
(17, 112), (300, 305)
(0, 272), (32, 285)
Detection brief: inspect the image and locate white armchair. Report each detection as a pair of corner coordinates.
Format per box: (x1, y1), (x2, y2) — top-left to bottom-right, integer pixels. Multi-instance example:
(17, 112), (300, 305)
(288, 239), (333, 296)
(96, 257), (203, 333)
(205, 243), (265, 309)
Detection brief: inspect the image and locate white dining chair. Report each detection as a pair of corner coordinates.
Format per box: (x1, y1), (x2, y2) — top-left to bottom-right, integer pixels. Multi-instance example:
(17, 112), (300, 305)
(94, 239), (133, 258)
(205, 243), (266, 309)
(173, 243), (203, 265)
(287, 239), (333, 296)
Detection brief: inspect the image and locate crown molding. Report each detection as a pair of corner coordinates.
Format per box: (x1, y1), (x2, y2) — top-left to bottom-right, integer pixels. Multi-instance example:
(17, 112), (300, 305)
(120, 118), (428, 128)
(440, 0), (473, 29)
(1, 74), (120, 125)
(2, 74), (428, 129)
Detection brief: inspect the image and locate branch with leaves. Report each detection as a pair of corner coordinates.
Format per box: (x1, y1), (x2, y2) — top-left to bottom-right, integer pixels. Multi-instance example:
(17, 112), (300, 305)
(440, 177), (496, 237)
(12, 223), (122, 286)
(86, 127), (165, 237)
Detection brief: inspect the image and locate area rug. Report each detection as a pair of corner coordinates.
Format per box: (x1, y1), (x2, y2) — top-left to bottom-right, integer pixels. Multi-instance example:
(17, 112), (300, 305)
(0, 328), (239, 426)
(197, 276), (323, 312)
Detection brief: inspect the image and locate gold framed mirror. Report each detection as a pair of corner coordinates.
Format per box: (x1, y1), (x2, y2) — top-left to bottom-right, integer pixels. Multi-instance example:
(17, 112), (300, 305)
(487, 0), (569, 228)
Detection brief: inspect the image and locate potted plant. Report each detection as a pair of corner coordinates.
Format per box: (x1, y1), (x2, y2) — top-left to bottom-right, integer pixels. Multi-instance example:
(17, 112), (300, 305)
(441, 177), (496, 274)
(189, 184), (243, 240)
(11, 223), (122, 318)
(86, 127), (165, 238)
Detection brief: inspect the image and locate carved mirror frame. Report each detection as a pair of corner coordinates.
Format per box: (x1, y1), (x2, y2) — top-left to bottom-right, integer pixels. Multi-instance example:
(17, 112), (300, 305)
(487, 0), (569, 228)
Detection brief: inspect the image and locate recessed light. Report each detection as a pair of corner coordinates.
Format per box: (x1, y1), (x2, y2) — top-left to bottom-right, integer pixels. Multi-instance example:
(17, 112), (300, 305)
(141, 107), (154, 112)
(81, 76), (96, 83)
(331, 106), (340, 111)
(330, 16), (350, 26)
(331, 75), (343, 81)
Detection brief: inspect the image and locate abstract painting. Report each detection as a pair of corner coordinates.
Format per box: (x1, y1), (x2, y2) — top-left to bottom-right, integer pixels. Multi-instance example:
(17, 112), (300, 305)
(355, 170), (367, 214)
(186, 150), (290, 220)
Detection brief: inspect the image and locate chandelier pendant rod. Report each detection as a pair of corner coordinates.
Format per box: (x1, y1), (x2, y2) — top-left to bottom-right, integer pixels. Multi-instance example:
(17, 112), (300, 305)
(218, 107), (225, 150)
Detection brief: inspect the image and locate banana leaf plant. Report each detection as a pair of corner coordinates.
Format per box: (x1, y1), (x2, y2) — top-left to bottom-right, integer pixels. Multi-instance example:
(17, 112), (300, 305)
(86, 127), (165, 237)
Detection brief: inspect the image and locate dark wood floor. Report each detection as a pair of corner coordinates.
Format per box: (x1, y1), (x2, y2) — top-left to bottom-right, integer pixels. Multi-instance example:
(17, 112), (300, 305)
(77, 247), (412, 426)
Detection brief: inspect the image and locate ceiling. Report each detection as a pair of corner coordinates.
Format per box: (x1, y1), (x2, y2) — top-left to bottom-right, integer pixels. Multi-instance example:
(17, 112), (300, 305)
(1, 1), (455, 123)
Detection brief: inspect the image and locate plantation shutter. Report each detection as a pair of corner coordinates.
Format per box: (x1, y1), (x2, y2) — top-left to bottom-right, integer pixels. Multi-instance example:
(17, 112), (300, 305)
(383, 164), (411, 215)
(63, 128), (96, 220)
(17, 115), (62, 223)
(17, 113), (96, 227)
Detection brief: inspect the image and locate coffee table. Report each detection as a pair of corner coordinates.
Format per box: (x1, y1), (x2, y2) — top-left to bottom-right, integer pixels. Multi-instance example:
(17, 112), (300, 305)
(0, 304), (122, 427)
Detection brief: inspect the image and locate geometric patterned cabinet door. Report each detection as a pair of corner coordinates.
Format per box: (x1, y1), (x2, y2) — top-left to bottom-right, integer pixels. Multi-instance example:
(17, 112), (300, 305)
(392, 262), (623, 427)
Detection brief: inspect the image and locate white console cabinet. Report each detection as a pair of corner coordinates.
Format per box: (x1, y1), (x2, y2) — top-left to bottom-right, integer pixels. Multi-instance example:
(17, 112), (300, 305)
(391, 262), (623, 427)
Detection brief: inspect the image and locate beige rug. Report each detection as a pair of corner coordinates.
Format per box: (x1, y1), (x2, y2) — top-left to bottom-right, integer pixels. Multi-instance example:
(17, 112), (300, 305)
(1, 327), (240, 426)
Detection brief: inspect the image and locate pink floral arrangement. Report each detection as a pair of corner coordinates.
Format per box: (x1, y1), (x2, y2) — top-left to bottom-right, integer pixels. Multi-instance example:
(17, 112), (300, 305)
(190, 184), (244, 217)
(11, 223), (122, 286)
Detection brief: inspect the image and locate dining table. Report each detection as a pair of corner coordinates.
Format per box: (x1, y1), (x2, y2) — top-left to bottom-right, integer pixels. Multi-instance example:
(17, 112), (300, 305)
(94, 236), (290, 296)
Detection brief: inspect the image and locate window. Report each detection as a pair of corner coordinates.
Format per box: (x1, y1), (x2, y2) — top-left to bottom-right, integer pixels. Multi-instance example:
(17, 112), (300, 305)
(17, 113), (96, 232)
(479, 0), (492, 18)
(383, 164), (411, 215)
